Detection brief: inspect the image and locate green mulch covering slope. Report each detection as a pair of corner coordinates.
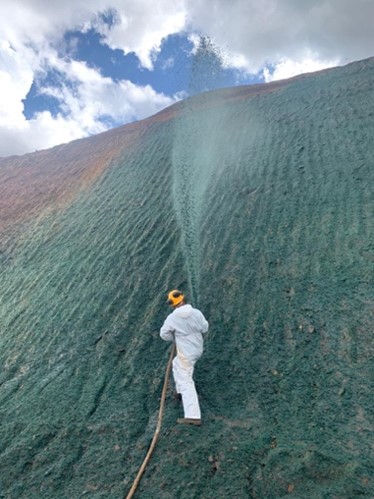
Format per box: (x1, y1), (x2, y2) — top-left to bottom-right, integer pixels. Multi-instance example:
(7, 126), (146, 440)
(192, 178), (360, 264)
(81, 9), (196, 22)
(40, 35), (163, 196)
(0, 58), (373, 498)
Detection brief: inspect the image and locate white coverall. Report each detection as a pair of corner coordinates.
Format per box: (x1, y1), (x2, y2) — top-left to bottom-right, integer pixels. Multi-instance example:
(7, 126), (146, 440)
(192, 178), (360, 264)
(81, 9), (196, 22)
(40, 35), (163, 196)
(160, 304), (209, 419)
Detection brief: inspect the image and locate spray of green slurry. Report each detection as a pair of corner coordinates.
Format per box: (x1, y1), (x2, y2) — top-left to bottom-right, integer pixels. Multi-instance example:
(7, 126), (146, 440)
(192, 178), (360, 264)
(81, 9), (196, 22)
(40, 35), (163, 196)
(171, 113), (201, 304)
(171, 89), (261, 305)
(171, 99), (228, 305)
(171, 36), (233, 305)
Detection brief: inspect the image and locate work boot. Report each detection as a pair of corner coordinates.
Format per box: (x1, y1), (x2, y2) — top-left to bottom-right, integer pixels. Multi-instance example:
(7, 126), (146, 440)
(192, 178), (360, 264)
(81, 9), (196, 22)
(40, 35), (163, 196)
(176, 418), (202, 426)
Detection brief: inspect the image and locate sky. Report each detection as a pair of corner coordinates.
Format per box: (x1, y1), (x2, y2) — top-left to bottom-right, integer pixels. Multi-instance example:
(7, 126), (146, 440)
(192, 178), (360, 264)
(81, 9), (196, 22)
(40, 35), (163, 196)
(0, 1), (374, 157)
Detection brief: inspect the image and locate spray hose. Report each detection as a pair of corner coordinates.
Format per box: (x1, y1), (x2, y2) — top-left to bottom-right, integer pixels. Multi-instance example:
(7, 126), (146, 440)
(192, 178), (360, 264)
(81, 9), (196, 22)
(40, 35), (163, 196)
(125, 343), (176, 499)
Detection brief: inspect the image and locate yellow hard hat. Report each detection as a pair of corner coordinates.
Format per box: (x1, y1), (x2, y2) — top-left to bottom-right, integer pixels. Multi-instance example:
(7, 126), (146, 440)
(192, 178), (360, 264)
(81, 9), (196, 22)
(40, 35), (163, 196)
(167, 289), (185, 307)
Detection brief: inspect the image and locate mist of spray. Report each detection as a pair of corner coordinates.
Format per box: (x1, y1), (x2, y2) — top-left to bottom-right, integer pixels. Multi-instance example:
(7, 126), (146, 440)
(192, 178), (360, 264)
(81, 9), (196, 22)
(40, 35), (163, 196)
(172, 37), (229, 305)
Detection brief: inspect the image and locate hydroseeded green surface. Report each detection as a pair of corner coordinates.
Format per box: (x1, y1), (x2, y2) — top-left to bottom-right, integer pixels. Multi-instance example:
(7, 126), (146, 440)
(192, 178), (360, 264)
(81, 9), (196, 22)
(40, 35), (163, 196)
(1, 59), (374, 498)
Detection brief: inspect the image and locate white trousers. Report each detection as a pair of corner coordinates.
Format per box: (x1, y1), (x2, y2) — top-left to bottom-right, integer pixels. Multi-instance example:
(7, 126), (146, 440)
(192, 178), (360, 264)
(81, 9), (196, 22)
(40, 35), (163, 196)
(172, 353), (201, 419)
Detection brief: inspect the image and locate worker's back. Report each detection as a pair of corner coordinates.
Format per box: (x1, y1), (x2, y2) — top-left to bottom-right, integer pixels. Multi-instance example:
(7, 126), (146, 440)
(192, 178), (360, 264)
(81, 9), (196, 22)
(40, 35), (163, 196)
(160, 304), (208, 361)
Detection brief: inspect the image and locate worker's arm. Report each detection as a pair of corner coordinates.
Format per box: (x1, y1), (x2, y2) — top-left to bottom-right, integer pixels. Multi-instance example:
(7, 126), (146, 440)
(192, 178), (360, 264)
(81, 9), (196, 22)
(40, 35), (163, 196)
(199, 311), (209, 334)
(160, 319), (175, 342)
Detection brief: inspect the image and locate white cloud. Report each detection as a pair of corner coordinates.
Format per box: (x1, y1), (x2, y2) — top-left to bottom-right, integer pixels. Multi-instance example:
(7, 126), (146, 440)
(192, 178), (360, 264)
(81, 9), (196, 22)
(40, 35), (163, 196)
(96, 1), (186, 69)
(263, 54), (339, 82)
(0, 0), (187, 70)
(0, 112), (87, 158)
(0, 53), (177, 156)
(186, 0), (374, 73)
(1, 1), (374, 156)
(0, 1), (182, 156)
(40, 55), (172, 126)
(0, 42), (33, 128)
(0, 0), (187, 156)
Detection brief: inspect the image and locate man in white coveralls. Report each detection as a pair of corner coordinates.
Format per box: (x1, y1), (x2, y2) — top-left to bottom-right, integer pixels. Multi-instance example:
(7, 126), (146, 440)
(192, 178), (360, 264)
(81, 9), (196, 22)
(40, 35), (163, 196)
(160, 289), (209, 426)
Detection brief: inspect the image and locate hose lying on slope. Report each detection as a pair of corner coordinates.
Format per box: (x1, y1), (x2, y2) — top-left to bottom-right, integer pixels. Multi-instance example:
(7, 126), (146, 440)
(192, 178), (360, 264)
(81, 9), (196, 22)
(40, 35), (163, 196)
(125, 343), (176, 499)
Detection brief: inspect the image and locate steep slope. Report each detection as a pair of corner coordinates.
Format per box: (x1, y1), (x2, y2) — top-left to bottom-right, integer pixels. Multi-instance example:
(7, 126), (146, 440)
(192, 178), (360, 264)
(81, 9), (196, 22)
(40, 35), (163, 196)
(0, 58), (373, 499)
